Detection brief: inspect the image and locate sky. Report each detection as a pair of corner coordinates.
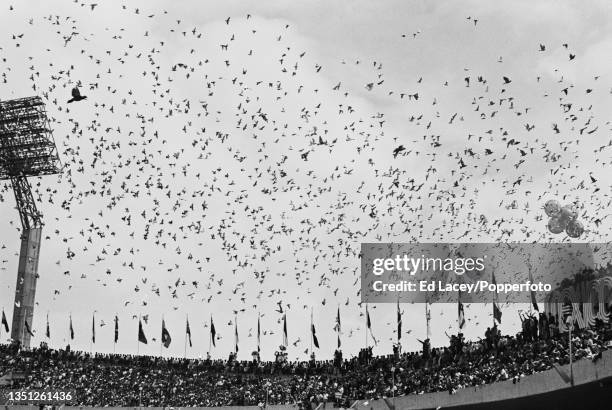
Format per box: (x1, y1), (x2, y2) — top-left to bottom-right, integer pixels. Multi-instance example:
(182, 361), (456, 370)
(1, 0), (612, 361)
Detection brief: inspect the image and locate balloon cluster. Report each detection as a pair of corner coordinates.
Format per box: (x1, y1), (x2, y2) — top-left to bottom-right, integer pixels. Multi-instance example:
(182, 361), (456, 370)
(544, 200), (584, 238)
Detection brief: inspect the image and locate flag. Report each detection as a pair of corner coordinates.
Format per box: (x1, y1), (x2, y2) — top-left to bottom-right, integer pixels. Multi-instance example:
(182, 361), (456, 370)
(282, 313), (288, 347)
(528, 269), (539, 311)
(397, 300), (402, 341)
(492, 273), (502, 324)
(138, 319), (148, 344)
(2, 310), (9, 333)
(311, 323), (319, 349)
(562, 303), (573, 320)
(311, 310), (319, 349)
(210, 316), (216, 347)
(458, 294), (466, 330)
(46, 313), (50, 339)
(493, 302), (502, 324)
(161, 319), (171, 348)
(425, 302), (431, 339)
(114, 315), (119, 343)
(335, 307), (341, 348)
(234, 316), (239, 353)
(257, 314), (261, 352)
(92, 313), (96, 344)
(69, 315), (74, 340)
(24, 320), (34, 336)
(185, 317), (192, 348)
(366, 305), (377, 345)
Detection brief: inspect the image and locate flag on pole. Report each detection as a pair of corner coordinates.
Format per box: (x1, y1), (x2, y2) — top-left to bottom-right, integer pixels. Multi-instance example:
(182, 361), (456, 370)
(425, 301), (431, 339)
(492, 273), (502, 324)
(114, 315), (119, 343)
(46, 313), (50, 339)
(458, 293), (466, 330)
(335, 306), (341, 348)
(366, 305), (377, 345)
(282, 313), (288, 347)
(528, 268), (539, 311)
(69, 315), (74, 340)
(257, 314), (261, 352)
(25, 320), (34, 337)
(1, 310), (9, 333)
(210, 316), (216, 347)
(493, 302), (502, 324)
(397, 300), (402, 341)
(561, 303), (573, 320)
(92, 313), (96, 344)
(161, 319), (171, 348)
(234, 315), (239, 353)
(311, 311), (319, 349)
(185, 317), (192, 348)
(138, 319), (148, 344)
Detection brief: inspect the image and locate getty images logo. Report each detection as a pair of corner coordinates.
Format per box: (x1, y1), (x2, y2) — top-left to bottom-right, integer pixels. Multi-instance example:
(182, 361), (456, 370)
(371, 254), (486, 276)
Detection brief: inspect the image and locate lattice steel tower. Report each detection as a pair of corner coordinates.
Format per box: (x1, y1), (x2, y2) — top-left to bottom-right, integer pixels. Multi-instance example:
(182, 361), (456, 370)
(0, 96), (61, 348)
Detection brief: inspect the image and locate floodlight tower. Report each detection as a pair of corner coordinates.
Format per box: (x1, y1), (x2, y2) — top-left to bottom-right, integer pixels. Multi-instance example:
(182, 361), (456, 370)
(0, 96), (61, 348)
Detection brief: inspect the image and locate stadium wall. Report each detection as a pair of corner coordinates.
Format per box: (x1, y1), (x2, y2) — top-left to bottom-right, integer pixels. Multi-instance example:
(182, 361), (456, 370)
(354, 348), (612, 410)
(3, 350), (612, 410)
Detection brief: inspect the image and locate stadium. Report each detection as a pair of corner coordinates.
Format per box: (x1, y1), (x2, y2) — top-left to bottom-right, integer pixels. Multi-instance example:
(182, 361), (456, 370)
(1, 1), (612, 409)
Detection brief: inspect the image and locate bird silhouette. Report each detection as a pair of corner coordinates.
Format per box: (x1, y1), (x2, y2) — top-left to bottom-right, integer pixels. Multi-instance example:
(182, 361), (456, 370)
(67, 87), (87, 103)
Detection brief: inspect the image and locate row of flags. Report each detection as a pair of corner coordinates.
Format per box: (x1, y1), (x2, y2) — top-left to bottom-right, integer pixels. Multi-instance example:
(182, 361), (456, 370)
(0, 306), (476, 348)
(2, 310), (323, 352)
(3, 285), (542, 353)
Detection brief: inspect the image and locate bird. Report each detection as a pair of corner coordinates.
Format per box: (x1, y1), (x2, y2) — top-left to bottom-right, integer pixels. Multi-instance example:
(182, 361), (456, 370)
(67, 87), (87, 103)
(393, 145), (406, 158)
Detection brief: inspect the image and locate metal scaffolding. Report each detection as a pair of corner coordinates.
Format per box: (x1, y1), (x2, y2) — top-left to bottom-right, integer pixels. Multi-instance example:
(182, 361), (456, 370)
(0, 96), (61, 348)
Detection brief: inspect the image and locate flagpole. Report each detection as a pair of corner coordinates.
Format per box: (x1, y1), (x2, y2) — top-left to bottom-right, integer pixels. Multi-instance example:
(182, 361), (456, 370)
(160, 315), (163, 357)
(137, 314), (141, 356)
(365, 304), (369, 351)
(184, 314), (188, 359)
(397, 299), (400, 346)
(493, 301), (496, 328)
(89, 312), (93, 354)
(336, 305), (340, 350)
(257, 311), (260, 354)
(458, 291), (462, 334)
(310, 307), (313, 356)
(425, 301), (429, 339)
(425, 291), (431, 340)
(234, 313), (238, 356)
(568, 317), (574, 386)
(208, 315), (212, 355)
(113, 314), (117, 354)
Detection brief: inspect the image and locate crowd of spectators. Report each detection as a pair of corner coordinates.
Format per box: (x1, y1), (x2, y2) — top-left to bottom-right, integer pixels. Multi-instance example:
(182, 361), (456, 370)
(0, 315), (610, 408)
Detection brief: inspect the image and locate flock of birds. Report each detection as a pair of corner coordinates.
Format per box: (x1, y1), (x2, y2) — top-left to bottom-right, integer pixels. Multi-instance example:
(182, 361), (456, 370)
(0, 1), (611, 355)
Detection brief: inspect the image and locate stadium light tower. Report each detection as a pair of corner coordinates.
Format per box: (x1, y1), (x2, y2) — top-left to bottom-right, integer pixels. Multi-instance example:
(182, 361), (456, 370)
(0, 96), (61, 348)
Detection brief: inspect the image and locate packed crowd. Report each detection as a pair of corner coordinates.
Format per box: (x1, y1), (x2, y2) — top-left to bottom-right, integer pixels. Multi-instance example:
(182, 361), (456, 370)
(0, 315), (610, 408)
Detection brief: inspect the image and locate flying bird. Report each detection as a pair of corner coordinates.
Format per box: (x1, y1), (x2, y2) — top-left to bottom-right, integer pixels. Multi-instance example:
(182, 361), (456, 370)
(67, 87), (87, 103)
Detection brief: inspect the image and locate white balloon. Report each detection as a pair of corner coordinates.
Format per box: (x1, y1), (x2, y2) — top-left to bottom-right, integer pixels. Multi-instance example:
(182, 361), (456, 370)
(547, 216), (566, 234)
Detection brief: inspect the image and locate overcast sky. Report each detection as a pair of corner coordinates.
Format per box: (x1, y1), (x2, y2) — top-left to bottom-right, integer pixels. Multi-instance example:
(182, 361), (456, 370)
(1, 0), (612, 360)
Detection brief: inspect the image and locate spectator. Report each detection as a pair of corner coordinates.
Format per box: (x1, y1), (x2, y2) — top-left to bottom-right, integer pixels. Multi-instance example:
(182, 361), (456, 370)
(0, 320), (608, 407)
